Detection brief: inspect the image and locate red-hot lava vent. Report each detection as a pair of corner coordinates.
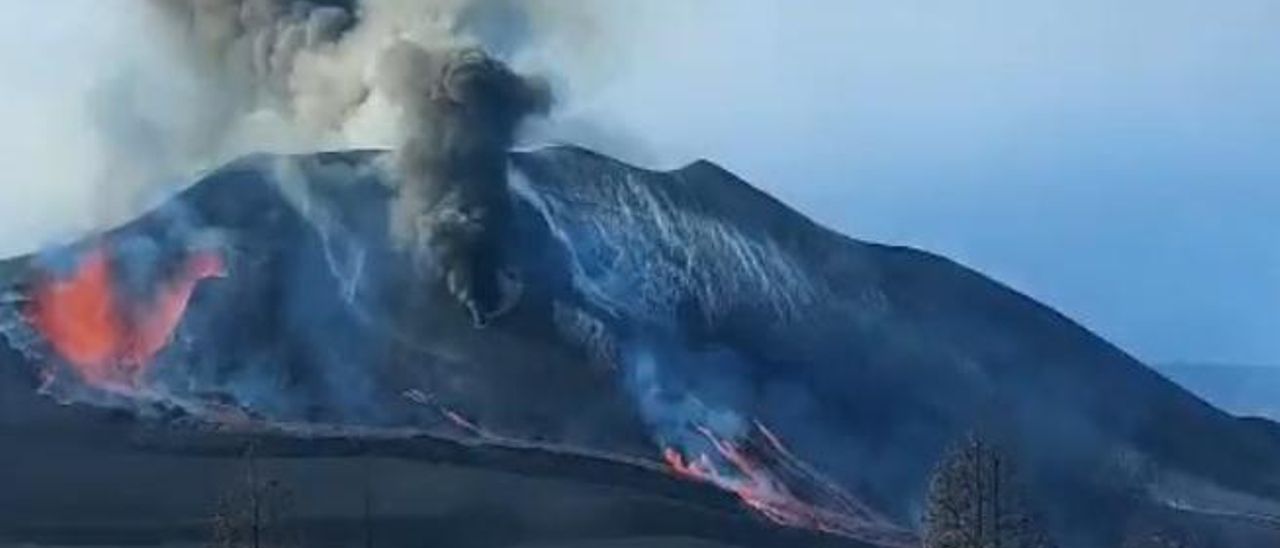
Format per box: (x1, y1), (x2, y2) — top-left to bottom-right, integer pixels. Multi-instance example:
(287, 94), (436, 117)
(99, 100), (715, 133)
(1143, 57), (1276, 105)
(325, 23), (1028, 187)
(25, 245), (225, 390)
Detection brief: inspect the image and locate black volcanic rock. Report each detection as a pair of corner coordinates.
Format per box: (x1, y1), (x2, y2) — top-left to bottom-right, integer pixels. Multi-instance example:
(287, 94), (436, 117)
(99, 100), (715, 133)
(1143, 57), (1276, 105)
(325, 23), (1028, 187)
(1, 147), (1278, 547)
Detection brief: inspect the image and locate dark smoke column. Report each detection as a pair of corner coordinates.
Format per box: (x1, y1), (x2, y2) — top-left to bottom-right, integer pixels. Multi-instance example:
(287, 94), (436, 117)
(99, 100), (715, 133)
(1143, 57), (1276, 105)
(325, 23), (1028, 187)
(379, 44), (552, 326)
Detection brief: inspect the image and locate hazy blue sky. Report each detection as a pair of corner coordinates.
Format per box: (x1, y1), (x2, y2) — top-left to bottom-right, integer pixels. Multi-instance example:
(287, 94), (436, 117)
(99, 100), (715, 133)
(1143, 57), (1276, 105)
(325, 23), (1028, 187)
(2, 1), (1277, 366)
(560, 0), (1280, 366)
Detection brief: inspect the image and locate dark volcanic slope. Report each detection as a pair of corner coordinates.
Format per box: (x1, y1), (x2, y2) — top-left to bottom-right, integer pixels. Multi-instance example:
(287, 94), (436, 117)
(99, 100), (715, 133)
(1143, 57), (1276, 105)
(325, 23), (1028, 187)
(0, 349), (868, 548)
(1157, 362), (1280, 421)
(2, 146), (1278, 547)
(511, 147), (1280, 524)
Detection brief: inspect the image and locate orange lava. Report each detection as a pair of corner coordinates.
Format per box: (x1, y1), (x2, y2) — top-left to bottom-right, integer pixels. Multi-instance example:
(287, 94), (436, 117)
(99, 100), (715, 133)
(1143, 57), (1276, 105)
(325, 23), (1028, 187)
(26, 245), (225, 389)
(661, 423), (903, 541)
(664, 427), (815, 529)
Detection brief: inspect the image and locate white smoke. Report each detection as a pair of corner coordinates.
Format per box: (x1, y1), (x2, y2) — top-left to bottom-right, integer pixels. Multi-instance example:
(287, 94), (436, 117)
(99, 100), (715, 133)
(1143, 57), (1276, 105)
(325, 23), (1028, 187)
(0, 0), (617, 258)
(0, 1), (164, 256)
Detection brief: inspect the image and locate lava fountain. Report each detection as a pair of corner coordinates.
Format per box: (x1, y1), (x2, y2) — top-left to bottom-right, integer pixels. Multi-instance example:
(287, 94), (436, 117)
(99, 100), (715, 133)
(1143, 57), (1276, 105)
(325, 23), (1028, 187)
(24, 244), (225, 391)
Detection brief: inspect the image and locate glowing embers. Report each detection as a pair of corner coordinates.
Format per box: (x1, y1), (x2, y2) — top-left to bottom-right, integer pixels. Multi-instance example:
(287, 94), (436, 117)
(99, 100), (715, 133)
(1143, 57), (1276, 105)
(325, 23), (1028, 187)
(25, 244), (225, 390)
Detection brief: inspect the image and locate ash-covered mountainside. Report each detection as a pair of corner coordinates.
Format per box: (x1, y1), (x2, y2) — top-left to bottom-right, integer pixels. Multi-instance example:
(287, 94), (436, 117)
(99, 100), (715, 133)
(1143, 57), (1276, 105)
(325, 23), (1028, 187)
(2, 146), (1278, 546)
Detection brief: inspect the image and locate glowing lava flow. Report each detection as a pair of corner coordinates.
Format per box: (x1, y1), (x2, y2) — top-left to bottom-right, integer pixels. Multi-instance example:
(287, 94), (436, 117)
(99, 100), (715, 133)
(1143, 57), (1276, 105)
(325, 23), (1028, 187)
(663, 425), (845, 532)
(25, 245), (225, 390)
(662, 422), (913, 545)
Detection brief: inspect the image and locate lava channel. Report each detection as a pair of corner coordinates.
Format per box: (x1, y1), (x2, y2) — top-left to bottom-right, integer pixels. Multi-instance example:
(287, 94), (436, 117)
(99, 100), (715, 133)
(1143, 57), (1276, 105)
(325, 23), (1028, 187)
(663, 422), (914, 546)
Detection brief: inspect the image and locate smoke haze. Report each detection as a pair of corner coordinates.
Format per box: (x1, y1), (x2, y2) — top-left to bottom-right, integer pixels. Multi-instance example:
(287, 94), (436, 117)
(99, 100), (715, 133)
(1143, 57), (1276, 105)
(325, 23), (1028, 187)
(0, 0), (595, 256)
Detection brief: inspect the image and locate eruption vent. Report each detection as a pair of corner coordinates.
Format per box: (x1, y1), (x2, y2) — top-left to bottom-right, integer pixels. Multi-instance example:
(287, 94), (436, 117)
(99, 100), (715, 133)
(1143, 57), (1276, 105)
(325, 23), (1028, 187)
(25, 245), (225, 390)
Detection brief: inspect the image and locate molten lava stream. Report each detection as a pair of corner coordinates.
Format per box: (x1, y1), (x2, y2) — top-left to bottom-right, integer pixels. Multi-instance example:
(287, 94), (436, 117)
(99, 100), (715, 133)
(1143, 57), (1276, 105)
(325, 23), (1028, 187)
(660, 422), (899, 541)
(26, 245), (225, 390)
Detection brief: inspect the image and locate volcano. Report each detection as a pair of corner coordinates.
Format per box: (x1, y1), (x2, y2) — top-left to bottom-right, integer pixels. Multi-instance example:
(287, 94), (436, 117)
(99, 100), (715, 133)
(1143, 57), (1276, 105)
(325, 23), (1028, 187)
(2, 147), (1278, 547)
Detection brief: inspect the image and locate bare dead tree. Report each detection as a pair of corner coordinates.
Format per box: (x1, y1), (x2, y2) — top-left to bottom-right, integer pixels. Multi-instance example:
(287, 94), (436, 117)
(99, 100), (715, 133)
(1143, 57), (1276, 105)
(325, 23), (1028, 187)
(209, 442), (300, 548)
(923, 433), (1057, 548)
